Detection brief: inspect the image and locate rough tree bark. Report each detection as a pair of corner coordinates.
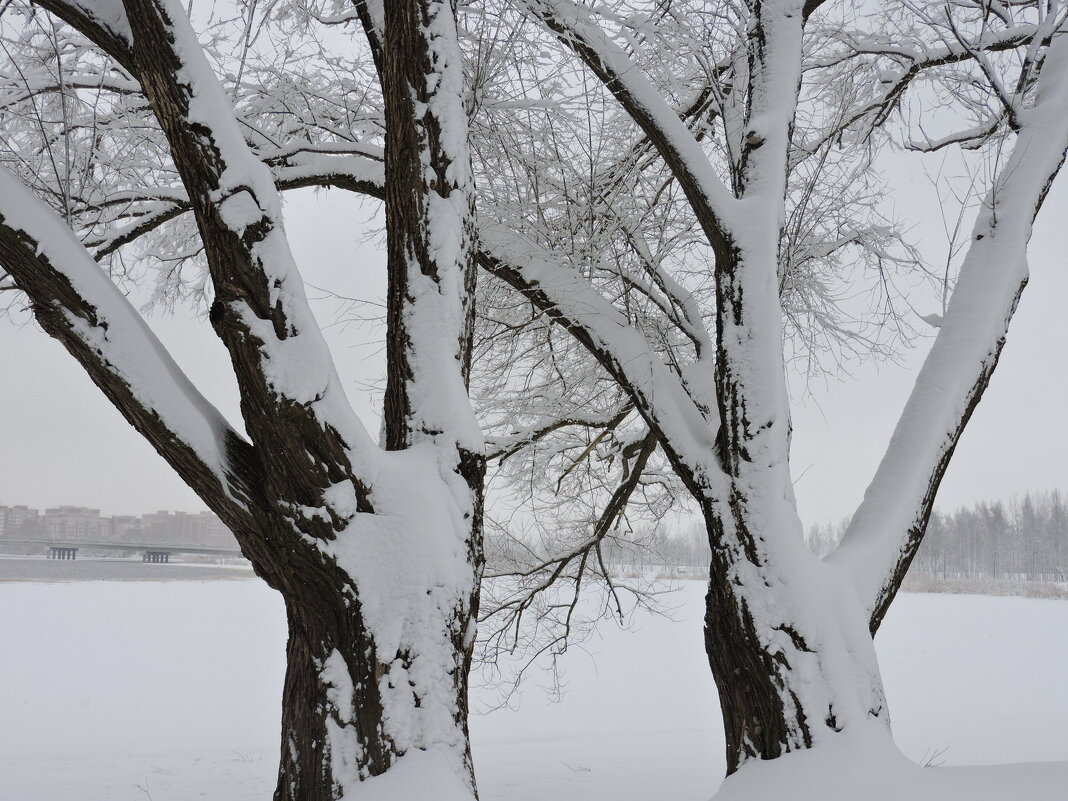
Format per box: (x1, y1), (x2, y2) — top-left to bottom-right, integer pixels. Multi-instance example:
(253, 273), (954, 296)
(0, 0), (483, 799)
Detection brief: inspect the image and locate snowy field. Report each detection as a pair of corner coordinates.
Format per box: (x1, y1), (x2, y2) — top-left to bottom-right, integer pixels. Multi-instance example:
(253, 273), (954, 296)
(1, 576), (1066, 800)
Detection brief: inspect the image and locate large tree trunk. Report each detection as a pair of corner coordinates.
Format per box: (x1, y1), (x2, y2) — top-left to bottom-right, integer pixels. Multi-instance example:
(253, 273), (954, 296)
(277, 596), (388, 798)
(699, 505), (890, 774)
(272, 556), (480, 801)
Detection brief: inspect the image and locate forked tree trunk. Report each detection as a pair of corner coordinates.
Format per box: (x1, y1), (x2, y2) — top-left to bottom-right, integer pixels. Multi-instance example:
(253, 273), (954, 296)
(699, 506), (890, 774)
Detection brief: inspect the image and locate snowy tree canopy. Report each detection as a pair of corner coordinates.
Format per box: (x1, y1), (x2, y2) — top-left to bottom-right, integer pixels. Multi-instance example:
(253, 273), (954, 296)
(3, 0), (1068, 794)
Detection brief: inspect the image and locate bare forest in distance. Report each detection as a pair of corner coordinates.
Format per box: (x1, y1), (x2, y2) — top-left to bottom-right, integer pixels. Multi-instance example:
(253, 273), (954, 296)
(809, 490), (1068, 584)
(481, 490), (1068, 586)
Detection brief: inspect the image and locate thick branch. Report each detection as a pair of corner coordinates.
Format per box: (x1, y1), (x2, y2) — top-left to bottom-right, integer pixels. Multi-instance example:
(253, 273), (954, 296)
(380, 0), (482, 452)
(34, 0), (136, 73)
(351, 0), (385, 74)
(830, 35), (1068, 633)
(0, 167), (264, 539)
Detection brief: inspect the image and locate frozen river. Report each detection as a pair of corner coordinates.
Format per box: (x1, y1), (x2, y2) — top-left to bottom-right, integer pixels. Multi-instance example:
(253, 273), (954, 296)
(1, 577), (1066, 800)
(0, 555), (253, 582)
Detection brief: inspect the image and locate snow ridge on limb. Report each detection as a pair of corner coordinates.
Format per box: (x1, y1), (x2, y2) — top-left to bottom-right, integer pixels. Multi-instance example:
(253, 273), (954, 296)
(120, 0), (380, 528)
(830, 32), (1068, 634)
(86, 156), (387, 262)
(735, 0), (805, 204)
(517, 0), (740, 260)
(0, 167), (261, 527)
(477, 227), (728, 497)
(353, 0), (385, 67)
(711, 0), (804, 490)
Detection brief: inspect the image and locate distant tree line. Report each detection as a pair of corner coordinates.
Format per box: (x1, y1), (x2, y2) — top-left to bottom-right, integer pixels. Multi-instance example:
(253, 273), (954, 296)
(486, 490), (1068, 583)
(807, 490), (1068, 582)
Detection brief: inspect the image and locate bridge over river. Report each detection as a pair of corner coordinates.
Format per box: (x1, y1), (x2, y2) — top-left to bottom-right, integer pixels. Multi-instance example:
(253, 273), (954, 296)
(0, 538), (243, 562)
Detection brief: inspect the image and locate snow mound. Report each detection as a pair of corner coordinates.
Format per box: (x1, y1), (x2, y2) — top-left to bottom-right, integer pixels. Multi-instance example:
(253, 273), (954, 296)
(715, 728), (1068, 801)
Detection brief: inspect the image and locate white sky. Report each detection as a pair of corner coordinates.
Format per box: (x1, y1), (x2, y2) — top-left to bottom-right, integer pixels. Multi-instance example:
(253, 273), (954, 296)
(2, 167), (1066, 525)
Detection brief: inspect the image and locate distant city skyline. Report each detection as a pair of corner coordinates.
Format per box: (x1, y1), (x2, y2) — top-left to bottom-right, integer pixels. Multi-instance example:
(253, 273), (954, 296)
(0, 499), (214, 517)
(0, 503), (235, 549)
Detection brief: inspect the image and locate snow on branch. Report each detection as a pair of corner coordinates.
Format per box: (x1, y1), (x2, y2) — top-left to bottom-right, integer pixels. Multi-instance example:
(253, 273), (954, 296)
(0, 167), (262, 522)
(117, 0), (382, 524)
(81, 154), (385, 261)
(804, 9), (1066, 153)
(352, 0), (385, 67)
(478, 225), (727, 495)
(34, 0), (135, 72)
(485, 402), (634, 463)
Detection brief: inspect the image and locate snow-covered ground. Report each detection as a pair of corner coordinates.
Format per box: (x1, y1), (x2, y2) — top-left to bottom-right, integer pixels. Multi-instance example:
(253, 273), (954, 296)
(1, 577), (1065, 800)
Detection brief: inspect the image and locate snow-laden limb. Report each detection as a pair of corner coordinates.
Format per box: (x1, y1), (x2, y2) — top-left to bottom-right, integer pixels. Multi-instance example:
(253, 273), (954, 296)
(710, 0), (803, 500)
(814, 20), (1042, 69)
(735, 0), (804, 203)
(271, 156), (386, 203)
(830, 34), (1068, 633)
(0, 71), (140, 108)
(120, 0), (381, 521)
(518, 0), (740, 259)
(0, 166), (261, 522)
(353, 0), (385, 65)
(83, 155), (386, 261)
(799, 8), (1067, 157)
(478, 224), (727, 496)
(484, 403), (633, 462)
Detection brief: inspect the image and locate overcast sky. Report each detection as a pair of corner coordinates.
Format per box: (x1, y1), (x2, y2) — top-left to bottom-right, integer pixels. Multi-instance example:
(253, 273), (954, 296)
(2, 164), (1066, 526)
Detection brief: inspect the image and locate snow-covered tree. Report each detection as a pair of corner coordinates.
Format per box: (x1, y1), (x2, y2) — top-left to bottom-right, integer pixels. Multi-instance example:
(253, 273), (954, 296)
(0, 1), (484, 799)
(465, 0), (1068, 773)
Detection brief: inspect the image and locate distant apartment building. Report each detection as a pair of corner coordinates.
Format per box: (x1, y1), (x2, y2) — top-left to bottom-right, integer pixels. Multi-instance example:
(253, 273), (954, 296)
(0, 505), (41, 538)
(187, 511), (234, 547)
(108, 515), (142, 543)
(202, 513), (234, 547)
(141, 511), (180, 544)
(141, 510), (235, 547)
(43, 506), (101, 542)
